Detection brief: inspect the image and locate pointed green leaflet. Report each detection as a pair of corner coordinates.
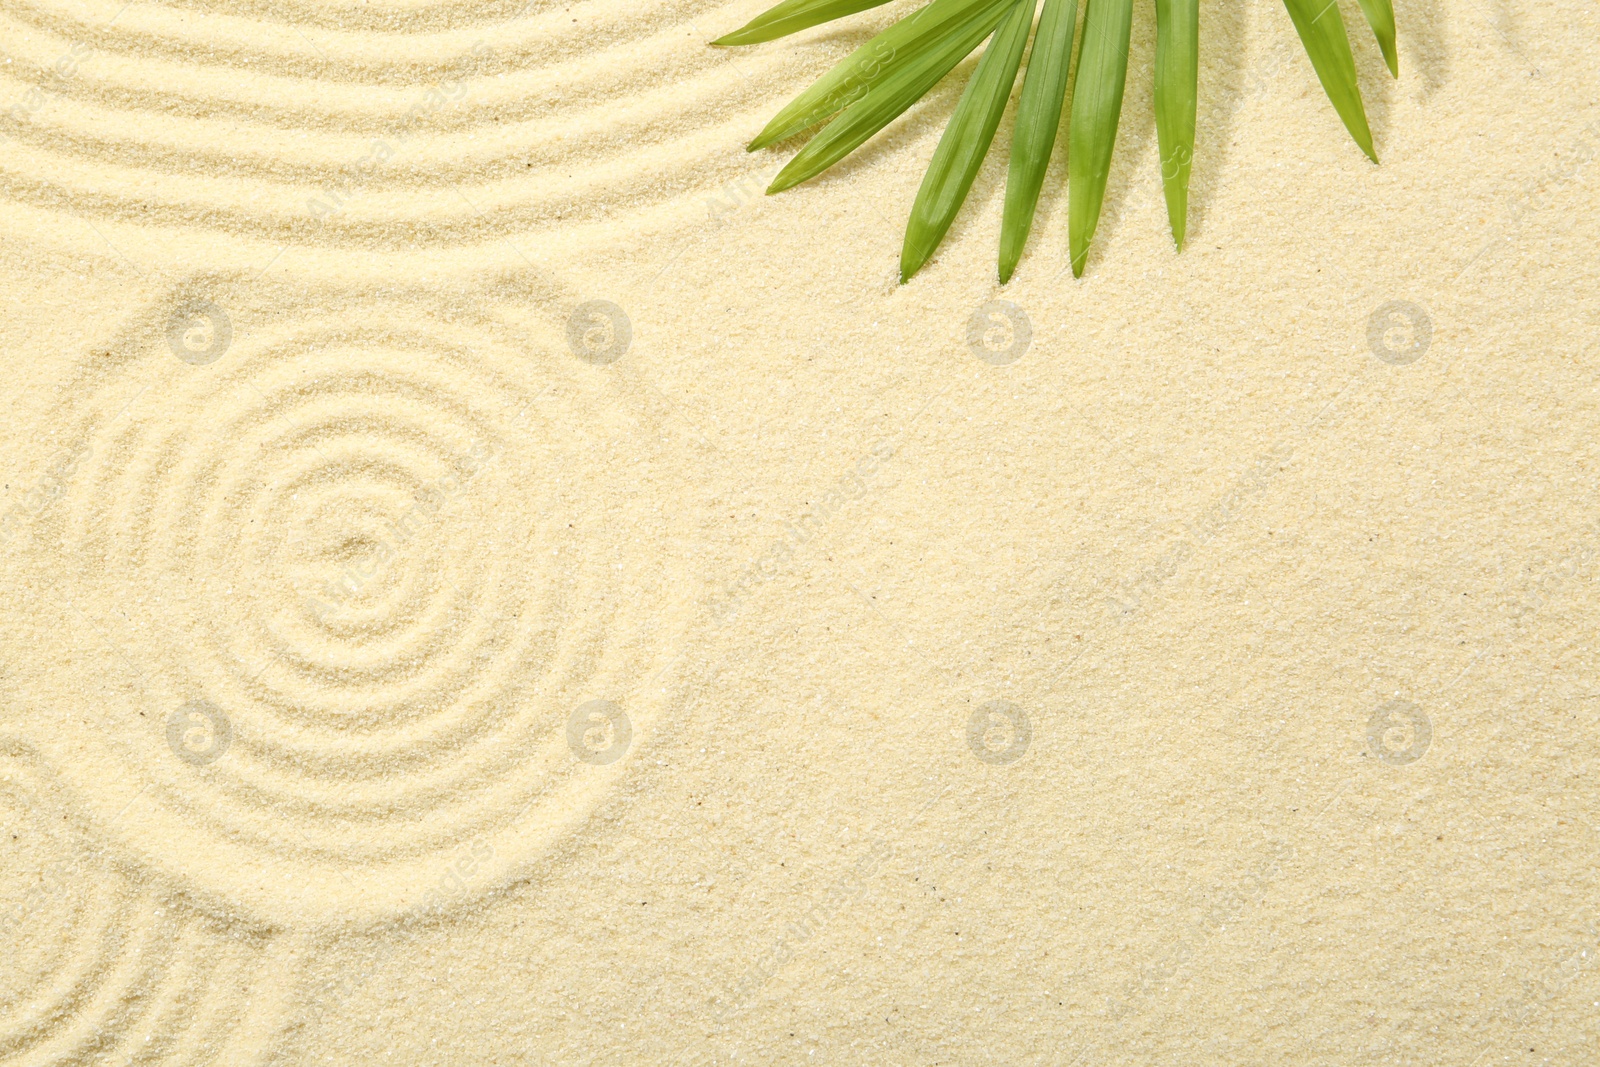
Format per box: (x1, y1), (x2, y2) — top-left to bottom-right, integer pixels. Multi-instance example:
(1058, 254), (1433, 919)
(1282, 0), (1376, 161)
(1068, 0), (1134, 277)
(999, 0), (1077, 282)
(902, 0), (1034, 281)
(1354, 0), (1398, 76)
(1154, 0), (1198, 249)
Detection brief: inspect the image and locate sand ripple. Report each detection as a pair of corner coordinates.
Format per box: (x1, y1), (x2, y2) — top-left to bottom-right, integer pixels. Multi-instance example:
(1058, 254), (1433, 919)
(0, 0), (802, 251)
(0, 739), (288, 1065)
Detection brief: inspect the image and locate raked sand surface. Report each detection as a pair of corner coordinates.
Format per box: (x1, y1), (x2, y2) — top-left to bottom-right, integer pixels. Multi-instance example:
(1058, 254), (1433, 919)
(1, 0), (1598, 1063)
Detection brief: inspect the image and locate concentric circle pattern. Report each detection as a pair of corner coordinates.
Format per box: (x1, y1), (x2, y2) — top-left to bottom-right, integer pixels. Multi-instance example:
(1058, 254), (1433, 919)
(18, 275), (699, 924)
(0, 0), (801, 250)
(0, 740), (286, 1066)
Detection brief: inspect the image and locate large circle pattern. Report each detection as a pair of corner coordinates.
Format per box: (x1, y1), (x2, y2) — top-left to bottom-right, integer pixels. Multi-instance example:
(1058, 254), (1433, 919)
(19, 277), (699, 924)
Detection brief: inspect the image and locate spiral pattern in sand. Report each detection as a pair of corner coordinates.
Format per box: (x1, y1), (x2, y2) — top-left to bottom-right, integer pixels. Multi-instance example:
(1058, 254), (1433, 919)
(20, 276), (697, 924)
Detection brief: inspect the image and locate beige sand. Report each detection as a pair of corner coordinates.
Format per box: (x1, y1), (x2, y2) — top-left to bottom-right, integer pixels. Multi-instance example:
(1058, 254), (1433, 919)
(1, 0), (1598, 1062)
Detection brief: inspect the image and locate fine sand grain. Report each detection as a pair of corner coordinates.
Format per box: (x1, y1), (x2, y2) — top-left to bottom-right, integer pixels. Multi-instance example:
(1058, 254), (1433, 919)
(2, 0), (1598, 1063)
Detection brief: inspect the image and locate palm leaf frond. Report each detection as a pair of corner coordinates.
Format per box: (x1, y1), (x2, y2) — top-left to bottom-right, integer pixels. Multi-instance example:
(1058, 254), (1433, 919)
(718, 0), (1397, 280)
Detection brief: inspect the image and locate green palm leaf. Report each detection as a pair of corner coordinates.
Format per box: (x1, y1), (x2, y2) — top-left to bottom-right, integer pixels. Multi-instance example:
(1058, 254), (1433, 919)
(1281, 0), (1376, 161)
(902, 0), (1034, 281)
(718, 0), (1399, 279)
(1153, 0), (1198, 250)
(999, 0), (1077, 282)
(1067, 0), (1133, 277)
